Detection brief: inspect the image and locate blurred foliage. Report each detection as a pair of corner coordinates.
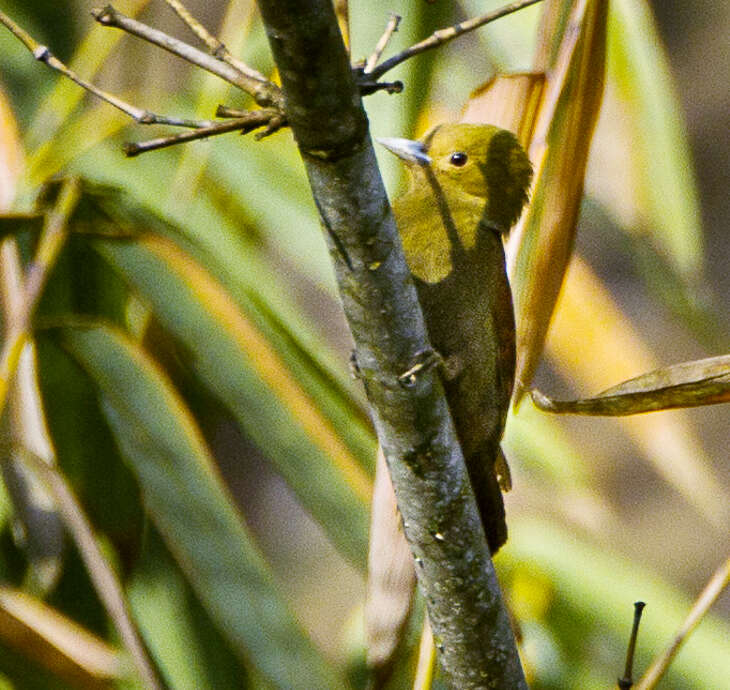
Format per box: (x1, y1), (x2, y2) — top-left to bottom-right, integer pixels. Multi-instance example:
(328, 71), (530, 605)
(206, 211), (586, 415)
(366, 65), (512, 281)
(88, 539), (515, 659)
(0, 0), (727, 688)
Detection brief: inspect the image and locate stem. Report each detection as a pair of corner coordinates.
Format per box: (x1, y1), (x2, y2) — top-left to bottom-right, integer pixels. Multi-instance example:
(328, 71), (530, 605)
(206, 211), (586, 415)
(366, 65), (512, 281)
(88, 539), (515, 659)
(368, 0), (545, 80)
(254, 0), (526, 686)
(162, 0), (269, 83)
(635, 558), (730, 690)
(618, 601), (646, 689)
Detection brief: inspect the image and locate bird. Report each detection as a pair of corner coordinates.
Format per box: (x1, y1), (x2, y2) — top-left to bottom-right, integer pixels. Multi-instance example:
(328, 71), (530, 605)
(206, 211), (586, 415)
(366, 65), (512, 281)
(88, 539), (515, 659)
(365, 123), (532, 681)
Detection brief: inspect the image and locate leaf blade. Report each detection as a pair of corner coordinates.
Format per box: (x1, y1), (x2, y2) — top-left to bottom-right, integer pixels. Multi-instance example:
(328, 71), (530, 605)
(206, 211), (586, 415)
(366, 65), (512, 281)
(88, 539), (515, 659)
(60, 322), (341, 689)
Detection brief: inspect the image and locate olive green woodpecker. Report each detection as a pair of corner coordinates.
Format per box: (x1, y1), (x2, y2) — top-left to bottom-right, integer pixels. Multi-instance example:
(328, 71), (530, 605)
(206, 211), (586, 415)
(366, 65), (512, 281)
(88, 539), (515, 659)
(366, 123), (532, 676)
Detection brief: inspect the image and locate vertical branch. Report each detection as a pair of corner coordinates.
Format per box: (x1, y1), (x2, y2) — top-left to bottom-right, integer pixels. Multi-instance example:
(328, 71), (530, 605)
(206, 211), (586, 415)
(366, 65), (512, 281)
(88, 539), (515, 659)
(254, 0), (526, 686)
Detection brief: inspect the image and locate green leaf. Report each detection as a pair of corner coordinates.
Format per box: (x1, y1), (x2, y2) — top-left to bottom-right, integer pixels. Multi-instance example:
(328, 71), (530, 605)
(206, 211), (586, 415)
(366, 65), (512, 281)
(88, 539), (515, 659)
(58, 322), (341, 689)
(36, 337), (144, 557)
(127, 528), (248, 690)
(607, 0), (703, 278)
(67, 179), (376, 485)
(504, 518), (730, 688)
(532, 354), (730, 415)
(93, 232), (371, 568)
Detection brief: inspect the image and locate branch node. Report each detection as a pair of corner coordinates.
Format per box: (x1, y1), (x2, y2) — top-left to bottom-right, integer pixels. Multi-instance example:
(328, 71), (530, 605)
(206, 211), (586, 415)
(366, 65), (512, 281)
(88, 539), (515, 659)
(398, 349), (442, 388)
(32, 44), (50, 61)
(91, 5), (115, 25)
(253, 115), (285, 140)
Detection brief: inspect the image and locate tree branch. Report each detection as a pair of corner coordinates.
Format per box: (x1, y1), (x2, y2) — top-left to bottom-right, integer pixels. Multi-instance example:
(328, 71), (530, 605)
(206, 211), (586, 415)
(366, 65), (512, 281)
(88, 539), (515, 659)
(254, 0), (526, 686)
(161, 0), (269, 83)
(367, 0), (545, 80)
(91, 5), (283, 109)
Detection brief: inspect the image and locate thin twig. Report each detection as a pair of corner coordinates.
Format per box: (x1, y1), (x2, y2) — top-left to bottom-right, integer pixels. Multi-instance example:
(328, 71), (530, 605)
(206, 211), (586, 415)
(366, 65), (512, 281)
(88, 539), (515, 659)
(634, 557), (730, 690)
(18, 446), (163, 690)
(124, 110), (284, 156)
(0, 9), (223, 130)
(91, 5), (284, 108)
(357, 78), (404, 97)
(364, 13), (401, 74)
(0, 179), (81, 418)
(368, 0), (546, 80)
(216, 105), (249, 118)
(0, 9), (212, 128)
(162, 0), (269, 83)
(618, 602), (646, 689)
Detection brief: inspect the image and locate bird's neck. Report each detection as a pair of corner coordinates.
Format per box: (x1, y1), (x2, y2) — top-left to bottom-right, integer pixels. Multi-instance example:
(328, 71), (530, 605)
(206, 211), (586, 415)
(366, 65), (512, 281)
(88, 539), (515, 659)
(394, 176), (494, 284)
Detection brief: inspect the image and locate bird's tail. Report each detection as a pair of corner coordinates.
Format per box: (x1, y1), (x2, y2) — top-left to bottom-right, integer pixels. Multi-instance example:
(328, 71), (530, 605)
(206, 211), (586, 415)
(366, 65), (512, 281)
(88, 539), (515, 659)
(365, 448), (416, 685)
(468, 442), (508, 553)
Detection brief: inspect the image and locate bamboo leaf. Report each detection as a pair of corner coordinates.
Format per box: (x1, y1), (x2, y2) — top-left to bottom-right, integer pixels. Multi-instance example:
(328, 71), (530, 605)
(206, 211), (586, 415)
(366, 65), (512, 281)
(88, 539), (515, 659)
(544, 255), (728, 526)
(55, 182), (373, 566)
(94, 233), (372, 567)
(607, 0), (703, 278)
(127, 528), (249, 690)
(58, 322), (341, 689)
(505, 0), (609, 400)
(0, 585), (128, 688)
(532, 354), (730, 415)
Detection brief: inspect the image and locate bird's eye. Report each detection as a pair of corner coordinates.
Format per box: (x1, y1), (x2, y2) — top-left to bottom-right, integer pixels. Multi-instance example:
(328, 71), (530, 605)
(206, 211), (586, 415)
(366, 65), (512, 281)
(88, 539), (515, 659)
(449, 152), (468, 167)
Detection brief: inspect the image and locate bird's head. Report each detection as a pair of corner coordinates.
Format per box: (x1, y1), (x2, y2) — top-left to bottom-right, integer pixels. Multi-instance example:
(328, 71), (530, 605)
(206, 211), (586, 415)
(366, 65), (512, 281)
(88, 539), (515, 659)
(379, 123), (532, 231)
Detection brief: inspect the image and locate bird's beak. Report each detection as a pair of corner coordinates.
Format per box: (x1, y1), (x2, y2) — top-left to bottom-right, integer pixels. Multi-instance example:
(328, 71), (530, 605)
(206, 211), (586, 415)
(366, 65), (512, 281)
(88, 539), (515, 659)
(377, 137), (431, 166)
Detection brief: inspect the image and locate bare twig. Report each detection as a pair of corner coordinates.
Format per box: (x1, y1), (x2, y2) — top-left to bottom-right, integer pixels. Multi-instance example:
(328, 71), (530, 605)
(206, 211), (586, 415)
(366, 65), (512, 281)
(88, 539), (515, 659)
(367, 0), (545, 80)
(162, 0), (269, 83)
(124, 109), (284, 156)
(635, 558), (730, 690)
(215, 105), (249, 118)
(0, 9), (210, 128)
(364, 13), (401, 74)
(91, 5), (283, 108)
(357, 78), (404, 97)
(0, 179), (81, 418)
(618, 602), (646, 689)
(2, 5), (286, 155)
(19, 446), (163, 690)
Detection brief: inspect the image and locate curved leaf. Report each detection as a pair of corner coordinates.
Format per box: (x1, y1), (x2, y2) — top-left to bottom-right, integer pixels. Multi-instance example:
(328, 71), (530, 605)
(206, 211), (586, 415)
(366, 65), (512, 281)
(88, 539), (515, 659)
(545, 255), (728, 527)
(506, 0), (609, 399)
(532, 354), (730, 415)
(93, 233), (371, 567)
(59, 322), (340, 689)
